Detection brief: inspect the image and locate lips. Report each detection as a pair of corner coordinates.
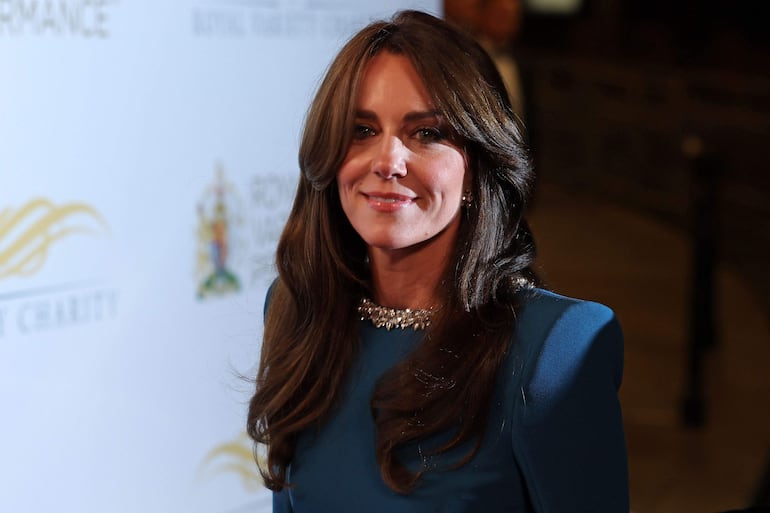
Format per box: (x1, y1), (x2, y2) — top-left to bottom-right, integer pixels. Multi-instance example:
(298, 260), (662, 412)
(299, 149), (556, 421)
(363, 192), (414, 212)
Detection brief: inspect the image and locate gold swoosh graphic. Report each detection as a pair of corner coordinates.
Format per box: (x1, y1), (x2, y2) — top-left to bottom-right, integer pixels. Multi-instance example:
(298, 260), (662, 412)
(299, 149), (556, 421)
(0, 198), (109, 279)
(199, 432), (264, 491)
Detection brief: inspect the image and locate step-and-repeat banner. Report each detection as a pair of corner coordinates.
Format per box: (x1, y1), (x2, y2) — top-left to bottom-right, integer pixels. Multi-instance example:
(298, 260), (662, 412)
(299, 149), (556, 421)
(0, 1), (437, 511)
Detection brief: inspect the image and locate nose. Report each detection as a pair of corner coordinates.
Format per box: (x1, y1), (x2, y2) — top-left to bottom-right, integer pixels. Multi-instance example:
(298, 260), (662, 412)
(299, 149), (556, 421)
(371, 135), (407, 179)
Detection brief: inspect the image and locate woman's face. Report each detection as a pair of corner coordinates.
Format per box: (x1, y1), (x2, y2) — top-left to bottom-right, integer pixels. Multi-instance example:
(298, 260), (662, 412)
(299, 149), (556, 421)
(337, 52), (469, 257)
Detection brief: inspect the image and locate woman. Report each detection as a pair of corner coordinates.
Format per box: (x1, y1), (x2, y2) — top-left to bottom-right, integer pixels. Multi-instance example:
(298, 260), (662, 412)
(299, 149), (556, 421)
(248, 10), (628, 512)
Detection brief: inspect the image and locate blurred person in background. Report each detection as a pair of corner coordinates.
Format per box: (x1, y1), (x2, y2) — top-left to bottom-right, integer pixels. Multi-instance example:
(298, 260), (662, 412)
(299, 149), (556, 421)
(445, 0), (529, 136)
(477, 0), (527, 122)
(444, 0), (482, 33)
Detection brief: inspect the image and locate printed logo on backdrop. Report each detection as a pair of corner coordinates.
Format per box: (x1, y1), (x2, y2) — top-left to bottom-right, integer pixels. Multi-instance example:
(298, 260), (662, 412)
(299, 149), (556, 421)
(0, 198), (107, 279)
(194, 163), (296, 297)
(191, 0), (371, 39)
(198, 432), (272, 512)
(196, 163), (246, 299)
(0, 0), (118, 38)
(199, 432), (263, 489)
(248, 171), (295, 289)
(0, 197), (118, 339)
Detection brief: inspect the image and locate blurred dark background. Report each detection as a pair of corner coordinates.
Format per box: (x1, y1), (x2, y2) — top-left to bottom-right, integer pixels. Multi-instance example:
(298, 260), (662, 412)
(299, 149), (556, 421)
(517, 0), (770, 314)
(445, 0), (770, 511)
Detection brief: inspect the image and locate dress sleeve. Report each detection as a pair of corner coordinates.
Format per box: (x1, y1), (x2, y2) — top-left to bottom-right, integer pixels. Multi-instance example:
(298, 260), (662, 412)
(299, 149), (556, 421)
(273, 489), (293, 513)
(264, 279), (277, 318)
(512, 301), (629, 512)
(264, 280), (292, 513)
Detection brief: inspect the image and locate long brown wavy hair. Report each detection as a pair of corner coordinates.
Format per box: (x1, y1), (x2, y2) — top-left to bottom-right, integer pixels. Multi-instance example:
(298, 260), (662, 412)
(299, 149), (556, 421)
(247, 10), (537, 494)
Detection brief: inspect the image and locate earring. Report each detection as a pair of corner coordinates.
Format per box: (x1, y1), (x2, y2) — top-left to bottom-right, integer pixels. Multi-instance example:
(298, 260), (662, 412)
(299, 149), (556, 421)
(461, 189), (473, 208)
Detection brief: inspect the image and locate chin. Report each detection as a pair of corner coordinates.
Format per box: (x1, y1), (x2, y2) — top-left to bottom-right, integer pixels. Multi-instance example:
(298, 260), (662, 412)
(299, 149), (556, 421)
(362, 234), (415, 252)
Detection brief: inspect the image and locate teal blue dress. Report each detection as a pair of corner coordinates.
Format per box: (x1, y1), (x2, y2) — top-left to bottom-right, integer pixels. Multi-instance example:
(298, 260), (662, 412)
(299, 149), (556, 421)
(272, 288), (628, 512)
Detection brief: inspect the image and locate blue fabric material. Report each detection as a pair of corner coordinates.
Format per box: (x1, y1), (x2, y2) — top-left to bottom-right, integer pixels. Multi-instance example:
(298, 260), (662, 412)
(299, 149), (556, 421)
(266, 288), (628, 512)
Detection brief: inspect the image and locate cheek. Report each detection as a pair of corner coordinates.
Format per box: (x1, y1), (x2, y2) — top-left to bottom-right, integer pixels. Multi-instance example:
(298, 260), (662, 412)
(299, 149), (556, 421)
(428, 153), (467, 198)
(336, 164), (360, 220)
(336, 164), (354, 197)
(336, 177), (352, 218)
(337, 155), (363, 192)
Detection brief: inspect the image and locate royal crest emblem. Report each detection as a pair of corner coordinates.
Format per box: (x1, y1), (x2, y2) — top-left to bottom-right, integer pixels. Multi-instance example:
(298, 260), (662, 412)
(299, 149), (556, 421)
(196, 163), (244, 299)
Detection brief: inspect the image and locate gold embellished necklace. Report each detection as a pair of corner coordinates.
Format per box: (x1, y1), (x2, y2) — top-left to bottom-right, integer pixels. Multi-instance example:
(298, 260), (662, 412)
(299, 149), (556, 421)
(357, 298), (433, 331)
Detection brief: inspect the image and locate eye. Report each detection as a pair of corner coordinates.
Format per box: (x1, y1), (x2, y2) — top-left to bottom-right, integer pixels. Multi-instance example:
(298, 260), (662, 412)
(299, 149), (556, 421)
(353, 124), (375, 140)
(415, 126), (444, 142)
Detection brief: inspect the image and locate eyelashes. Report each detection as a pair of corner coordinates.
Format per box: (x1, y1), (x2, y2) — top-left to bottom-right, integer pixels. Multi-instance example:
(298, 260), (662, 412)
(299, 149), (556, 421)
(414, 127), (444, 142)
(353, 124), (375, 140)
(351, 124), (446, 143)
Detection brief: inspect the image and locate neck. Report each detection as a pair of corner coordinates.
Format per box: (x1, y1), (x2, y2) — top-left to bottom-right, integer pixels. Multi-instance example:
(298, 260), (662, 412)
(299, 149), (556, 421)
(368, 242), (452, 311)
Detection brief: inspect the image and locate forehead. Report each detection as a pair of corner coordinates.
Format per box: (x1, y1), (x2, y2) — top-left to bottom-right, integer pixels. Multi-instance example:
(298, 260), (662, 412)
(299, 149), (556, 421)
(355, 52), (434, 111)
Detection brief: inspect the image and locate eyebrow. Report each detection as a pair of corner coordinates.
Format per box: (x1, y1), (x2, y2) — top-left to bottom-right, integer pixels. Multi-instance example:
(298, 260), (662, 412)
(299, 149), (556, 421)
(354, 109), (441, 122)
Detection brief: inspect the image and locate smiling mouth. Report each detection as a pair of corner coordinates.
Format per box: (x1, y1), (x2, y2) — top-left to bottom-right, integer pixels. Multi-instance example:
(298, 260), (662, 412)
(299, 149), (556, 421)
(363, 193), (414, 211)
(368, 196), (407, 203)
(364, 192), (413, 201)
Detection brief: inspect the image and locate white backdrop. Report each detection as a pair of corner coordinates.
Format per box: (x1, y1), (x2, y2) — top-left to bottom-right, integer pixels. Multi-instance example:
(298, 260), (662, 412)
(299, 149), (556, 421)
(0, 1), (438, 512)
